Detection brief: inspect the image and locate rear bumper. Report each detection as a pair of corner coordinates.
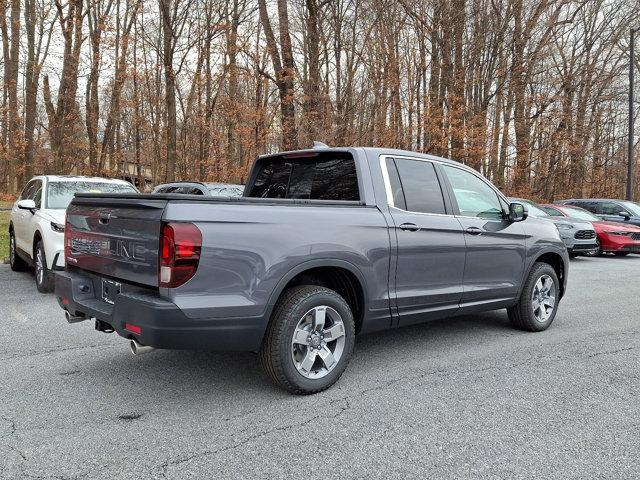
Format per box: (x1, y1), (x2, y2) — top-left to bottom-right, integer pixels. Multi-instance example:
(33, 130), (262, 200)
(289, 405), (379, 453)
(54, 270), (267, 351)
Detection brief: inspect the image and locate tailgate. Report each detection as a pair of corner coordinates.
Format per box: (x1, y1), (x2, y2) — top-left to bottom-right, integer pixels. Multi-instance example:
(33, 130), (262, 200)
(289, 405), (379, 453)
(65, 196), (168, 287)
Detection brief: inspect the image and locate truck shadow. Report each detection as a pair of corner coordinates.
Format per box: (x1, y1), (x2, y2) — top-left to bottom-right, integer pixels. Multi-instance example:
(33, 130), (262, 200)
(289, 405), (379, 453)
(78, 309), (515, 402)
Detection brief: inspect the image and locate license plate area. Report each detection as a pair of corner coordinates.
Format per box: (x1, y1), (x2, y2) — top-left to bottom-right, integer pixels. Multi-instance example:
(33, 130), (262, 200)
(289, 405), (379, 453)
(101, 279), (121, 305)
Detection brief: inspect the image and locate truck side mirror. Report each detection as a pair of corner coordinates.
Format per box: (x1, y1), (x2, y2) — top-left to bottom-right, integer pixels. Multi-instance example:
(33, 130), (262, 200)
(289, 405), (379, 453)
(619, 211), (631, 220)
(509, 202), (528, 222)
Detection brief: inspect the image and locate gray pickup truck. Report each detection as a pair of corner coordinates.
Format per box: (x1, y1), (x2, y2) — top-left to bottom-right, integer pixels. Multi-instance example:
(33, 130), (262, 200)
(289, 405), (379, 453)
(56, 146), (569, 394)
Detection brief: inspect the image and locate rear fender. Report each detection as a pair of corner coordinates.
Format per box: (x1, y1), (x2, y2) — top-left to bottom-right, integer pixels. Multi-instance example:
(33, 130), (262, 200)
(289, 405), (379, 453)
(265, 259), (369, 323)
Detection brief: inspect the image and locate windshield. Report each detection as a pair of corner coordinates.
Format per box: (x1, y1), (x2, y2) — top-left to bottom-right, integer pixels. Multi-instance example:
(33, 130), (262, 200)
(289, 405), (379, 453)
(620, 201), (640, 216)
(47, 181), (136, 209)
(539, 206), (565, 217)
(512, 199), (550, 218)
(561, 207), (599, 221)
(208, 185), (244, 197)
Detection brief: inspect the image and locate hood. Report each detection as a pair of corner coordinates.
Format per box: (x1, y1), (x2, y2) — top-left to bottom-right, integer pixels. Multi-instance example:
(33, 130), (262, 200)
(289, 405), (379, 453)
(38, 208), (66, 225)
(593, 220), (640, 232)
(548, 217), (593, 230)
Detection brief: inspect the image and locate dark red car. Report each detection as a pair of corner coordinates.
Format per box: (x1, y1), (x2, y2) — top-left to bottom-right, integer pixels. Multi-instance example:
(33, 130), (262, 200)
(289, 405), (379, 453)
(541, 204), (640, 256)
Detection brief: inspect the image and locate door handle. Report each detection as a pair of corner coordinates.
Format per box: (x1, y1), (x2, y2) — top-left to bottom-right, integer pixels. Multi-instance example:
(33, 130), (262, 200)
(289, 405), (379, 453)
(399, 223), (420, 232)
(465, 227), (483, 235)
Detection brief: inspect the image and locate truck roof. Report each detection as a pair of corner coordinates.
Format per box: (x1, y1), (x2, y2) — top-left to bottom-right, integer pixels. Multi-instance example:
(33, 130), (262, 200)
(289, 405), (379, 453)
(36, 175), (132, 184)
(259, 146), (472, 170)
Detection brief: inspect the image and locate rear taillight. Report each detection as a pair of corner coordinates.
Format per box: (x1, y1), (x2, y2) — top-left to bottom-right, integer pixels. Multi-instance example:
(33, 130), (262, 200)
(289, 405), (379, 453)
(64, 217), (71, 264)
(159, 222), (202, 288)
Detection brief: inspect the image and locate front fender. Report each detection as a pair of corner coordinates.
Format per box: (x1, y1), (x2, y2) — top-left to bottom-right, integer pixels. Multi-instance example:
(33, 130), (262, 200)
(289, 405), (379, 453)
(520, 244), (569, 300)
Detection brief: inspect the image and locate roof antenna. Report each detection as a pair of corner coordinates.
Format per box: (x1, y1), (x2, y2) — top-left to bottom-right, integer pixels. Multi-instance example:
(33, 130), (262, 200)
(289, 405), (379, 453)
(313, 141), (330, 149)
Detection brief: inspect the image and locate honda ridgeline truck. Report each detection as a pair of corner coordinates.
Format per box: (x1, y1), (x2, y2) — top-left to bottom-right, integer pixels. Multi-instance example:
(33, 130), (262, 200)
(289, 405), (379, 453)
(56, 146), (569, 394)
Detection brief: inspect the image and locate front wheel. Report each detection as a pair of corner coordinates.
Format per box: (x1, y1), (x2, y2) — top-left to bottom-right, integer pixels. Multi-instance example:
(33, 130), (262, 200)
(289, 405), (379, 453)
(34, 241), (54, 293)
(508, 262), (560, 332)
(260, 285), (355, 395)
(584, 240), (601, 257)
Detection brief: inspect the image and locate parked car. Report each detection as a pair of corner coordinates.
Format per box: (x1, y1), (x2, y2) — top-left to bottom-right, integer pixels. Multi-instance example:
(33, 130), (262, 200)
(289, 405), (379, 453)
(540, 204), (640, 256)
(56, 147), (569, 394)
(152, 181), (244, 197)
(9, 176), (138, 292)
(554, 198), (640, 227)
(510, 198), (598, 258)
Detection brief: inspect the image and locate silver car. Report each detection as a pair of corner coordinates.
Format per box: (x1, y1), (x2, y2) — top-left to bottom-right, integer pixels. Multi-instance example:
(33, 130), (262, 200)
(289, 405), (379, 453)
(511, 198), (598, 258)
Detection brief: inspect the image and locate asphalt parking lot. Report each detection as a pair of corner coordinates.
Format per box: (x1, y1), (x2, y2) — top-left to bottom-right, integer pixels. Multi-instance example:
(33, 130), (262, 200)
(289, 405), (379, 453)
(1, 256), (639, 479)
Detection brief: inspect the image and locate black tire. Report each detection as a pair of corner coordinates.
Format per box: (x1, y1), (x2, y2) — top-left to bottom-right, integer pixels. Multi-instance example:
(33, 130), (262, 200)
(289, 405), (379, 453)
(508, 262), (560, 332)
(34, 240), (54, 293)
(259, 285), (355, 395)
(9, 229), (28, 272)
(613, 252), (630, 257)
(584, 241), (601, 257)
(568, 252), (579, 259)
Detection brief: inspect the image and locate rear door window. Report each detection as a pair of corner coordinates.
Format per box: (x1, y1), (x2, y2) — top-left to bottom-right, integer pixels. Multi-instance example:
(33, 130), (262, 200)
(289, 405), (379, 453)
(389, 159), (446, 214)
(577, 201), (598, 213)
(600, 202), (624, 215)
(248, 152), (359, 201)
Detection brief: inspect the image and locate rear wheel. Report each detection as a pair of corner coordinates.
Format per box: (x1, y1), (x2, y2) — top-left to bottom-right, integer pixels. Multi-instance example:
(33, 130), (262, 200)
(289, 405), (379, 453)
(260, 285), (355, 395)
(9, 230), (28, 271)
(34, 241), (53, 293)
(508, 262), (560, 332)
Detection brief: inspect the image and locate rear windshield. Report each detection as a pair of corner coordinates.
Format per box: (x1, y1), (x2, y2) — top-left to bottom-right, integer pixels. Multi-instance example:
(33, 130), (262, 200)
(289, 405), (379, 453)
(47, 181), (137, 209)
(247, 152), (360, 201)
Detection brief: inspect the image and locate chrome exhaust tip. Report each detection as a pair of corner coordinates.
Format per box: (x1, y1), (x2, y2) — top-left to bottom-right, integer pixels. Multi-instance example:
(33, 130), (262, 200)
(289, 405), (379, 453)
(65, 310), (88, 324)
(130, 339), (155, 355)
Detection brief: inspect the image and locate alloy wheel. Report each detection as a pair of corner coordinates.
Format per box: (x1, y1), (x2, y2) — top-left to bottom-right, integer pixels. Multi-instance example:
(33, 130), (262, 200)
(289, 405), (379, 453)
(35, 247), (44, 285)
(291, 306), (346, 379)
(531, 274), (556, 323)
(9, 234), (15, 265)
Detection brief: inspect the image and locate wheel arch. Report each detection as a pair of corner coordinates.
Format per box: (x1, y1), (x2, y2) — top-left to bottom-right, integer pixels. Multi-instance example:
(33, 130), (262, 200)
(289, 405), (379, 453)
(266, 259), (368, 334)
(530, 250), (567, 298)
(32, 229), (43, 257)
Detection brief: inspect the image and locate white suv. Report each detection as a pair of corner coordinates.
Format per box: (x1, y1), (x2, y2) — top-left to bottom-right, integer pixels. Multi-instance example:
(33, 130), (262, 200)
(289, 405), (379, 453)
(9, 176), (137, 292)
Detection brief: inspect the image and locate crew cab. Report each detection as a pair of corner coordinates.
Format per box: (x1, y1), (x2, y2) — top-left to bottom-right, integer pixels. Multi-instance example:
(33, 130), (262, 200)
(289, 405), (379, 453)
(9, 176), (137, 292)
(55, 147), (569, 394)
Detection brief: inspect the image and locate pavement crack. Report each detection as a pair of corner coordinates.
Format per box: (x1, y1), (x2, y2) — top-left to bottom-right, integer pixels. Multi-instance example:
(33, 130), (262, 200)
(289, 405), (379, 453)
(7, 443), (27, 461)
(1, 415), (17, 436)
(0, 344), (113, 362)
(587, 346), (638, 358)
(117, 413), (144, 421)
(157, 408), (339, 477)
